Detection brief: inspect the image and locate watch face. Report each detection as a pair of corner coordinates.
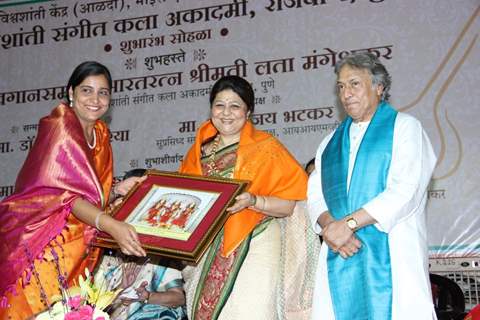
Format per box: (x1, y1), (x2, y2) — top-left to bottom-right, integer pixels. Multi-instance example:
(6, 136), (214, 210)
(347, 218), (357, 229)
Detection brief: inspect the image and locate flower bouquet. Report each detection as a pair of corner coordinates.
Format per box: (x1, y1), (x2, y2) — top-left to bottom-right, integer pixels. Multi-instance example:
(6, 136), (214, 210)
(36, 268), (121, 320)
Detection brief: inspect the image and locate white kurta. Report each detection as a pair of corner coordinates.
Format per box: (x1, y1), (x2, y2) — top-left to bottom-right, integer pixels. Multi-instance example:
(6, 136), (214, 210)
(307, 112), (438, 320)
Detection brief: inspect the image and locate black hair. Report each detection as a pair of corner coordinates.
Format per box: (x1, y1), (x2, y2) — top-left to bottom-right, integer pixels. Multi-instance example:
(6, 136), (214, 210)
(209, 75), (255, 114)
(66, 61), (112, 104)
(123, 168), (147, 180)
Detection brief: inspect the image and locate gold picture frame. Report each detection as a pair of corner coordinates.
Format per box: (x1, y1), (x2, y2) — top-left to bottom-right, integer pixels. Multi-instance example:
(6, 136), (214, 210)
(95, 170), (249, 264)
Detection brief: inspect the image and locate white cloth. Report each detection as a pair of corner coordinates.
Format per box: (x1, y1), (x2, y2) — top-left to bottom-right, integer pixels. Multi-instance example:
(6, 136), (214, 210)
(307, 112), (438, 320)
(183, 220), (281, 320)
(183, 205), (319, 320)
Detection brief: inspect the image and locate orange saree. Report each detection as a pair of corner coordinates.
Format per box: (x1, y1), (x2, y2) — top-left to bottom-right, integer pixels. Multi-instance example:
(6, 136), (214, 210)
(180, 120), (307, 256)
(180, 120), (308, 319)
(0, 103), (113, 319)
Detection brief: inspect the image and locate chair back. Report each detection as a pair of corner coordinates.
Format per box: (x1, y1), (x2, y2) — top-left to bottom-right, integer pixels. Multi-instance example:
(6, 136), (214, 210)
(430, 273), (466, 320)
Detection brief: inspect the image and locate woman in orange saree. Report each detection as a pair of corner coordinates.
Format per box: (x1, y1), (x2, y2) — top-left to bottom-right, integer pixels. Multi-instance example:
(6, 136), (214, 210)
(180, 75), (311, 320)
(0, 61), (145, 319)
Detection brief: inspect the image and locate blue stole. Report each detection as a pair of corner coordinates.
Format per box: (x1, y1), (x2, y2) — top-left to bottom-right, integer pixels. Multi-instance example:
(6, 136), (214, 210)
(321, 102), (397, 320)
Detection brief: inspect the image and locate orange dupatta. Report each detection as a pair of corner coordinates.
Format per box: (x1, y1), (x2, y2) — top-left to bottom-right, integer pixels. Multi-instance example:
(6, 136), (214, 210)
(179, 120), (307, 256)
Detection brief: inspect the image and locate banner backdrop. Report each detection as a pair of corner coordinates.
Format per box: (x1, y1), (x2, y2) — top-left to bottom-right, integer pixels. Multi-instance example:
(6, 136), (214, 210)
(0, 0), (478, 258)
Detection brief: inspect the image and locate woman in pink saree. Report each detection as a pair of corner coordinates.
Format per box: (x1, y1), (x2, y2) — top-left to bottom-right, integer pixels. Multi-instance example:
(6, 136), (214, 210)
(0, 61), (146, 319)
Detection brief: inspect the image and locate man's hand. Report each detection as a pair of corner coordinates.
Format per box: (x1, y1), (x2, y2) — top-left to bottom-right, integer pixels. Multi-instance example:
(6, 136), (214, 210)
(337, 237), (362, 259)
(322, 219), (362, 258)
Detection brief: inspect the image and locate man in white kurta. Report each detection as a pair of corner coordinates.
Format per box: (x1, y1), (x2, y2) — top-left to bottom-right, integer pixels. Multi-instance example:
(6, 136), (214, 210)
(307, 52), (437, 320)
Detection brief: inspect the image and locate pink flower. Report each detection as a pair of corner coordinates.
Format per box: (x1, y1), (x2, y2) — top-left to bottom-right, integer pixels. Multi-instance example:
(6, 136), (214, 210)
(64, 311), (82, 320)
(64, 305), (94, 320)
(78, 305), (94, 317)
(68, 295), (83, 310)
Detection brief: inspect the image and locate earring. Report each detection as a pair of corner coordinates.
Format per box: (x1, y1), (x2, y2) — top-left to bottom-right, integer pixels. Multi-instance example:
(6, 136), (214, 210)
(69, 97), (73, 107)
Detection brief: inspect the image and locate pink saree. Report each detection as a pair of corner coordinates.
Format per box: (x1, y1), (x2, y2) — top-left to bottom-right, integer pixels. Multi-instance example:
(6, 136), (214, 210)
(0, 103), (113, 318)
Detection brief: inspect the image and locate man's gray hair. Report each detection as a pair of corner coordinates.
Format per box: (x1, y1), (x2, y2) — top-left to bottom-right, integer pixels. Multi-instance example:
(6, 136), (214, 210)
(334, 52), (392, 101)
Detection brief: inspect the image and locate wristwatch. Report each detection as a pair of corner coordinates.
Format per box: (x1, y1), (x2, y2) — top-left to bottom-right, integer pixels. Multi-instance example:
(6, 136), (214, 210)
(346, 216), (358, 231)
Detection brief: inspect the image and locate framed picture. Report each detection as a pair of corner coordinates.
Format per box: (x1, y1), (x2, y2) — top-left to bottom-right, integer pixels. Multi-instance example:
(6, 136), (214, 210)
(95, 170), (249, 264)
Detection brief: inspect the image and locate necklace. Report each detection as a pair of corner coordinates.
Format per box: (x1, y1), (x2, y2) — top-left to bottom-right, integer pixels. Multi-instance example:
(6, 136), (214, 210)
(205, 135), (221, 176)
(87, 130), (96, 149)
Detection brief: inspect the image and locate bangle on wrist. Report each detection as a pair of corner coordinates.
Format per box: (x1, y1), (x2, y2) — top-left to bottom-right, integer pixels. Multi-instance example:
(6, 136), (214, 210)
(250, 195), (266, 212)
(144, 291), (150, 304)
(95, 212), (104, 231)
(250, 194), (257, 207)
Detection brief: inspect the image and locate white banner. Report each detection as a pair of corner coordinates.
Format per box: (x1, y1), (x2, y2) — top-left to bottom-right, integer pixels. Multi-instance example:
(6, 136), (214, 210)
(0, 0), (478, 257)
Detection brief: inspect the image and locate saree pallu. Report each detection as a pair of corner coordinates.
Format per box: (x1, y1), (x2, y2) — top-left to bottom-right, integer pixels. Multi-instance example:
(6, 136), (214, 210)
(0, 103), (113, 319)
(180, 120), (308, 320)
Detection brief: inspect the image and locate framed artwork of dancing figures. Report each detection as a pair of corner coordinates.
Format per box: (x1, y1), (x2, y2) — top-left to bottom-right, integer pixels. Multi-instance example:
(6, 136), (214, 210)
(95, 170), (249, 264)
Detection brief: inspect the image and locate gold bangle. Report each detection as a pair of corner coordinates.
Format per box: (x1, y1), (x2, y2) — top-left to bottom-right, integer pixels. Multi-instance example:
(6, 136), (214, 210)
(251, 194), (257, 207)
(256, 196), (265, 211)
(95, 212), (104, 231)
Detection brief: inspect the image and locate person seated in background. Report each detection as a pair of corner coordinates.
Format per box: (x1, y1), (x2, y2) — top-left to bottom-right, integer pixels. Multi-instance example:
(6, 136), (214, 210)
(305, 157), (322, 245)
(101, 168), (187, 320)
(102, 254), (187, 320)
(305, 158), (316, 176)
